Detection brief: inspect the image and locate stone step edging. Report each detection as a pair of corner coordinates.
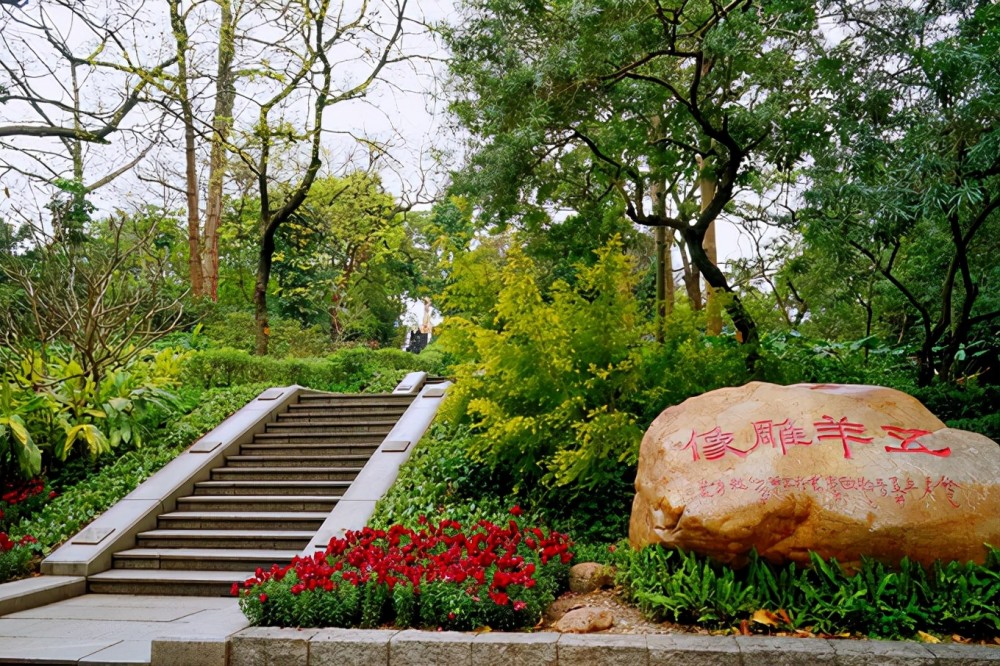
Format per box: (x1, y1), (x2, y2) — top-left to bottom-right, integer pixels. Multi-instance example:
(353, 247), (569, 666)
(151, 626), (1000, 666)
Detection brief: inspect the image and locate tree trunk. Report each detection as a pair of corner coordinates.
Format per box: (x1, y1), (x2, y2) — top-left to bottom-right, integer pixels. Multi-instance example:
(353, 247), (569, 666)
(648, 117), (674, 341)
(700, 158), (722, 335)
(678, 242), (702, 309)
(183, 110), (204, 297)
(254, 218), (277, 356)
(168, 0), (204, 297)
(916, 339), (936, 387)
(649, 176), (673, 342)
(681, 226), (759, 366)
(201, 0), (237, 302)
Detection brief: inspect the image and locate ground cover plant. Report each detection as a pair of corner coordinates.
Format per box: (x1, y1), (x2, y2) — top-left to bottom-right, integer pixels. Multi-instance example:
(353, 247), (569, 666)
(236, 509), (572, 630)
(617, 545), (1000, 640)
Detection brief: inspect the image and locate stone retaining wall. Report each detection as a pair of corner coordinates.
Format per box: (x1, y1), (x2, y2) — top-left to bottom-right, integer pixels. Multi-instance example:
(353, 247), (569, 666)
(152, 627), (1000, 666)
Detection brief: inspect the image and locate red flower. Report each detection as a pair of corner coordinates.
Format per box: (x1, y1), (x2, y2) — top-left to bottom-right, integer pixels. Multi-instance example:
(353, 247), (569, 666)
(489, 591), (509, 606)
(513, 600), (527, 612)
(509, 505), (523, 517)
(259, 593), (268, 603)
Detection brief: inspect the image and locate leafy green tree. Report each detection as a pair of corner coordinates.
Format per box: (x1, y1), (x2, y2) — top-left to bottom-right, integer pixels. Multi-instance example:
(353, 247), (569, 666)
(800, 0), (1000, 385)
(272, 174), (398, 334)
(226, 0), (410, 355)
(444, 0), (825, 362)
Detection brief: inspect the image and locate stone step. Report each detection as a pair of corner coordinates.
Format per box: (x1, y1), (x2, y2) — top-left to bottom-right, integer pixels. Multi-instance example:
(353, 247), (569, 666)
(241, 441), (382, 456)
(87, 569), (249, 596)
(264, 421), (397, 434)
(252, 432), (389, 445)
(135, 529), (314, 550)
(176, 495), (340, 512)
(113, 547), (300, 571)
(193, 480), (351, 496)
(225, 454), (371, 468)
(293, 394), (414, 407)
(276, 409), (407, 422)
(157, 511), (329, 531)
(211, 466), (361, 482)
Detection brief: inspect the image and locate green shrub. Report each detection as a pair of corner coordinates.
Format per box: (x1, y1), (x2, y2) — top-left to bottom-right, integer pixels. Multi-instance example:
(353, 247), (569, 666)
(181, 346), (445, 393)
(618, 545), (1000, 639)
(437, 237), (788, 497)
(946, 412), (1000, 441)
(441, 238), (648, 491)
(0, 346), (186, 481)
(200, 311), (331, 357)
(754, 331), (889, 386)
(628, 307), (749, 426)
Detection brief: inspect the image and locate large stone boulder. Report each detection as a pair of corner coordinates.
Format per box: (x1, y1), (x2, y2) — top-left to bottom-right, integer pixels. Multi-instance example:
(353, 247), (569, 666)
(629, 382), (1000, 568)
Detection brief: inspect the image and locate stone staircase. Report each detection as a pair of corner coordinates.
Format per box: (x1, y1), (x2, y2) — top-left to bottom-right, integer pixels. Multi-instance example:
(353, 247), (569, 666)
(85, 392), (415, 596)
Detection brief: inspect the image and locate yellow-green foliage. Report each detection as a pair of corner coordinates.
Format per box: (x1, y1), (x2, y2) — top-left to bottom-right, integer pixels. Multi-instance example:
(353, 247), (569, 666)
(441, 237), (645, 489)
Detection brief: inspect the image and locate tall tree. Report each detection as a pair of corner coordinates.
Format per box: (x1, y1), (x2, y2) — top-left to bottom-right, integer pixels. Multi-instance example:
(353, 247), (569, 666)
(231, 0), (410, 355)
(161, 0), (240, 300)
(801, 0), (1000, 385)
(445, 0), (823, 361)
(271, 173), (408, 342)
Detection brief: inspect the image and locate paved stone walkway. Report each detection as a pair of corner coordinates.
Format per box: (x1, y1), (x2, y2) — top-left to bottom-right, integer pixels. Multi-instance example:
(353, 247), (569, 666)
(0, 594), (247, 664)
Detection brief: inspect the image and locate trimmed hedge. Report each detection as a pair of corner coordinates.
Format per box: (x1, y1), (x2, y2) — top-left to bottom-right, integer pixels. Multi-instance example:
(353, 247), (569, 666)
(181, 346), (446, 393)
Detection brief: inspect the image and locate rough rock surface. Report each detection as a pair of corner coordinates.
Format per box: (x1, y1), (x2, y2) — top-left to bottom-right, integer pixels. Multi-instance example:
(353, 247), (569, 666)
(568, 563), (615, 594)
(545, 597), (585, 622)
(630, 382), (1000, 567)
(552, 607), (614, 633)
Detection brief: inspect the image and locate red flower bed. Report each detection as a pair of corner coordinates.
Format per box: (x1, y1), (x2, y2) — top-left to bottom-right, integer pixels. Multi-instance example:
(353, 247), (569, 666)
(0, 478), (49, 528)
(0, 532), (37, 582)
(0, 479), (46, 583)
(1, 478), (44, 506)
(0, 533), (35, 552)
(236, 508), (572, 630)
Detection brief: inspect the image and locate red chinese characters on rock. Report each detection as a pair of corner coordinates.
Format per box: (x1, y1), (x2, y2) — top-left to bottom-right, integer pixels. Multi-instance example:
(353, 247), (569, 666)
(682, 427), (737, 461)
(923, 475), (961, 508)
(678, 417), (952, 462)
(698, 474), (962, 508)
(882, 426), (952, 457)
(814, 416), (873, 459)
(752, 419), (812, 455)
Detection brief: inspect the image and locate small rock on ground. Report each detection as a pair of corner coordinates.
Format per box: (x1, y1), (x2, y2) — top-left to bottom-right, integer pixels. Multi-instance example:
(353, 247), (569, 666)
(553, 607), (614, 633)
(568, 562), (616, 594)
